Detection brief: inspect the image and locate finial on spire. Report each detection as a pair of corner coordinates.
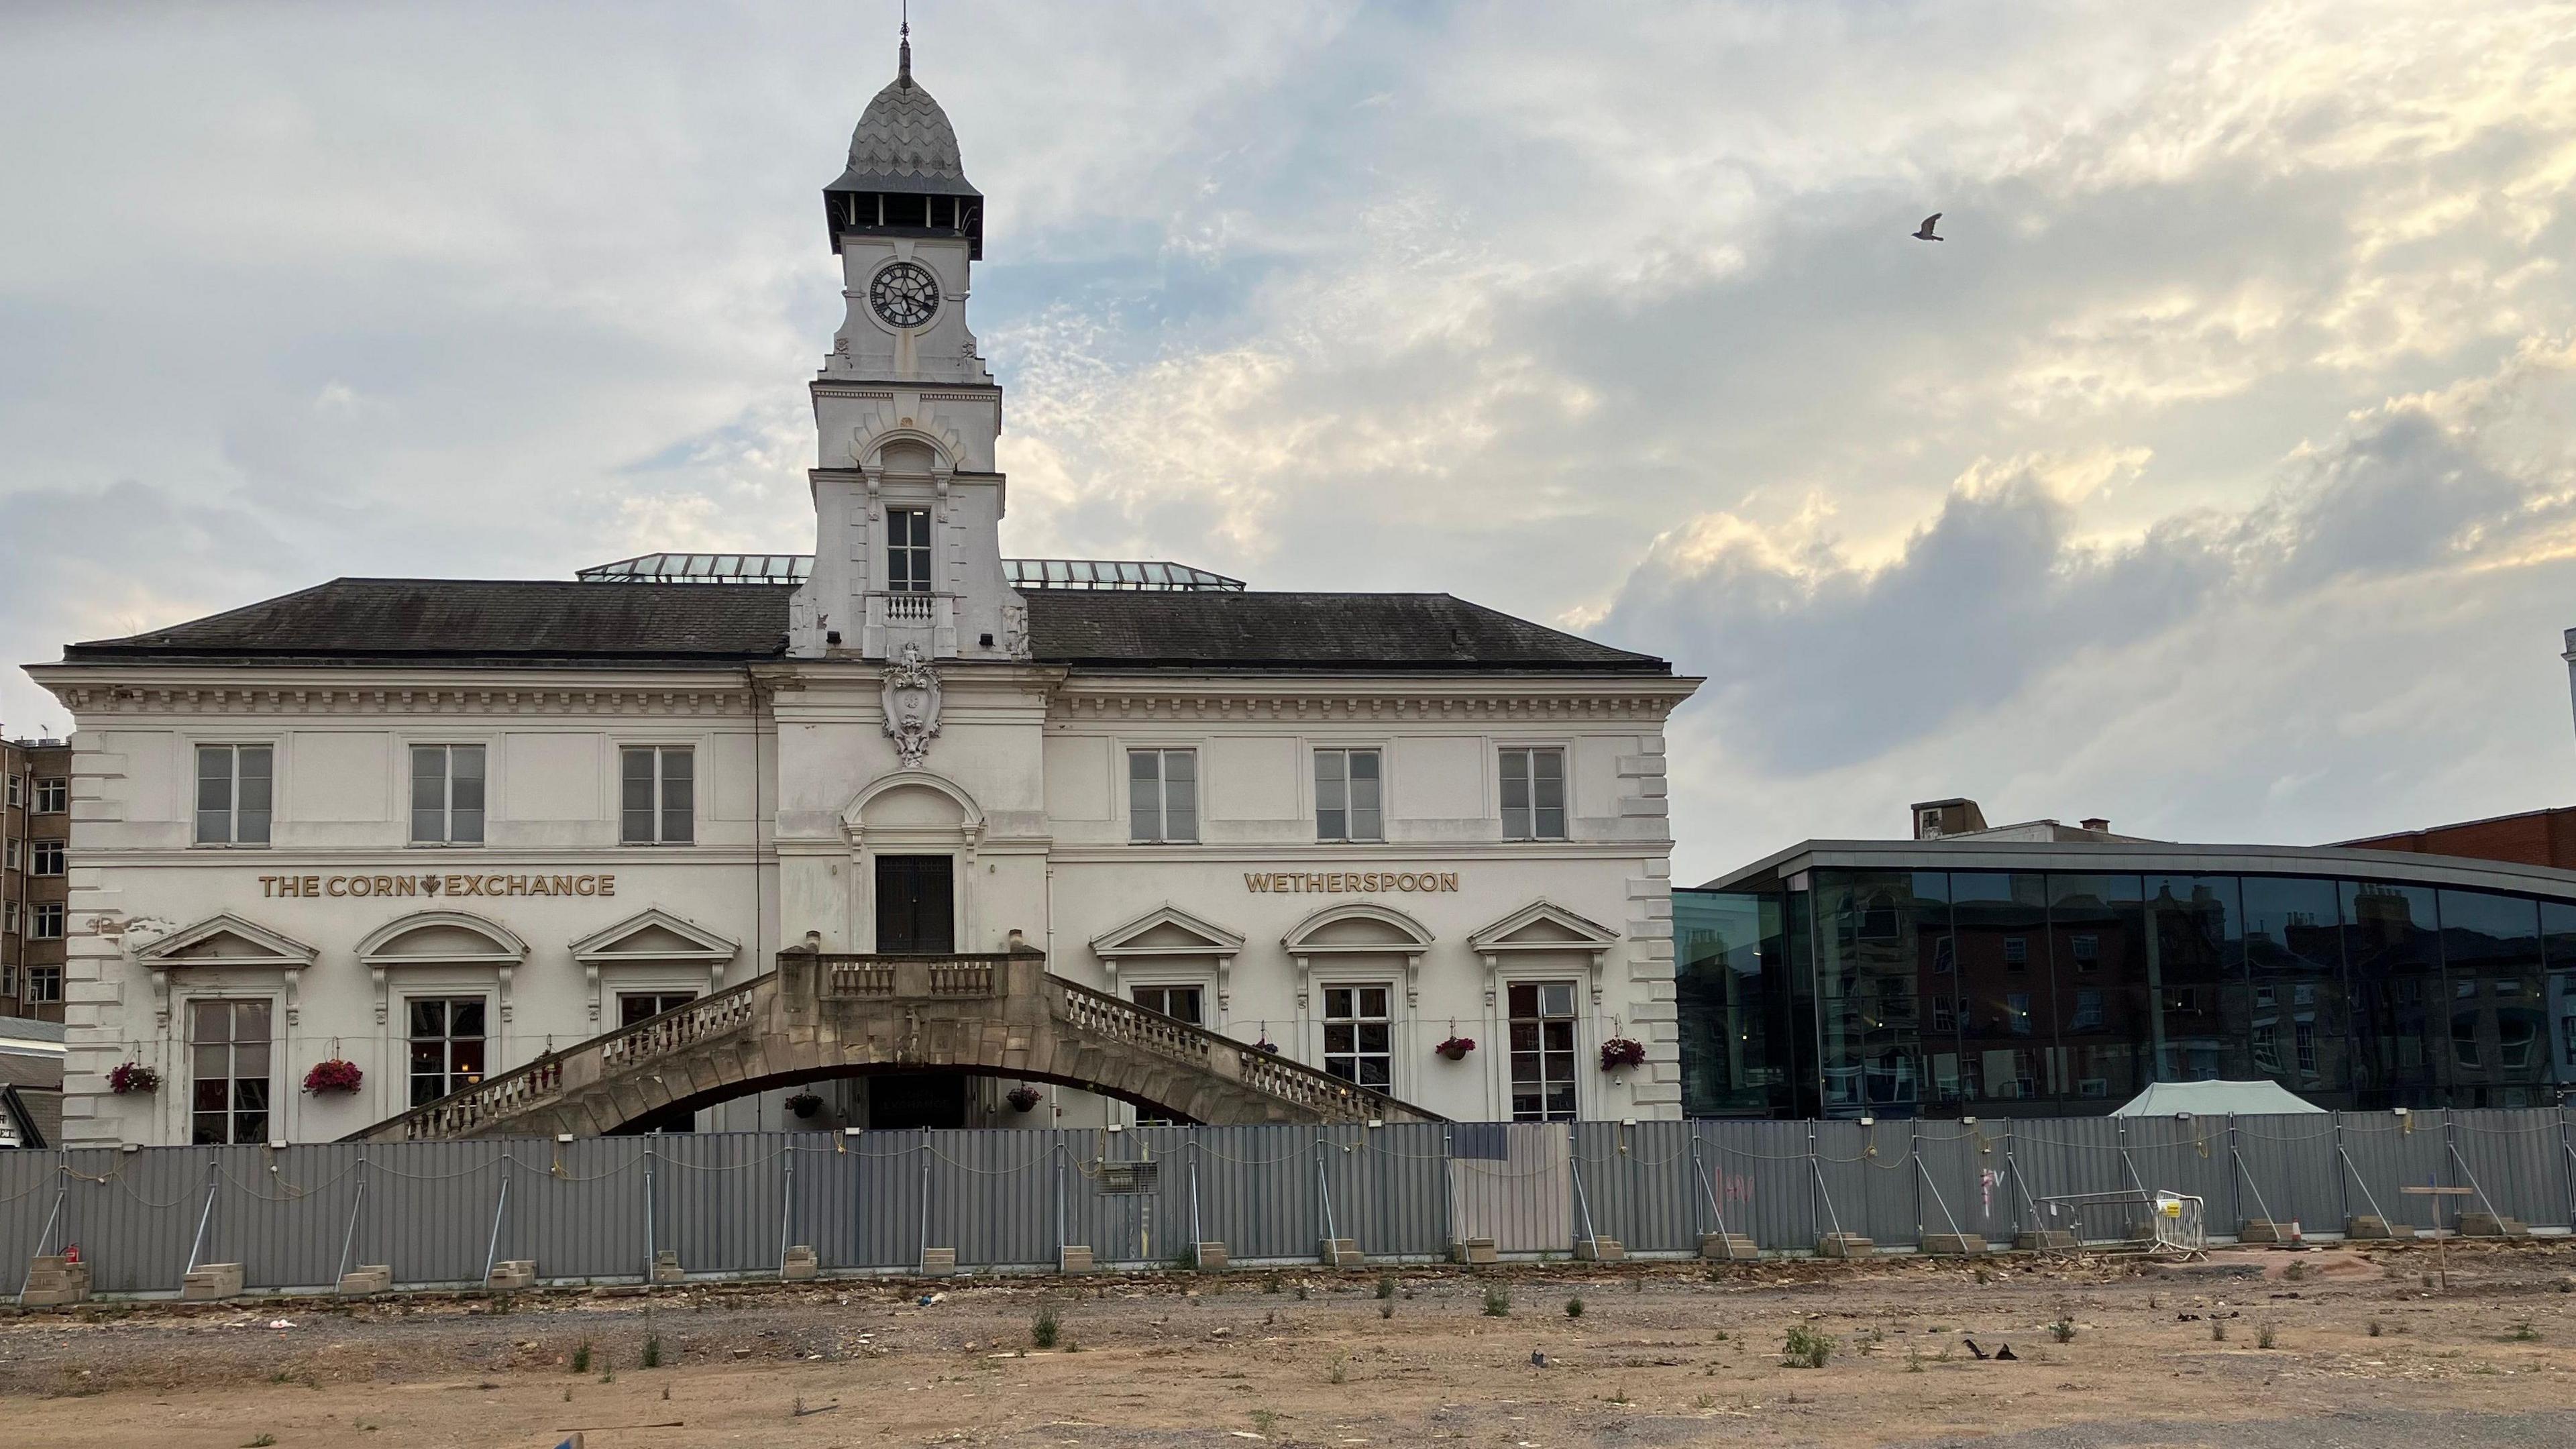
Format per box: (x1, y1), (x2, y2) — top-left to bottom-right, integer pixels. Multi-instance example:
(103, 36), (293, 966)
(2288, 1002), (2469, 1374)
(898, 1), (912, 85)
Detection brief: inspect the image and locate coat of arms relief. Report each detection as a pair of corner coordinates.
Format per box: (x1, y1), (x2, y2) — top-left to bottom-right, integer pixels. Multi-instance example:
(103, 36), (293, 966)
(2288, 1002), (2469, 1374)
(881, 641), (943, 766)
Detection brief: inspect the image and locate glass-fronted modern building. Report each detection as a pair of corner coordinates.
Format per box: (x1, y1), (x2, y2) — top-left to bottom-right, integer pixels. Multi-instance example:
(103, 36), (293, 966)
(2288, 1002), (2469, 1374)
(1679, 839), (2576, 1119)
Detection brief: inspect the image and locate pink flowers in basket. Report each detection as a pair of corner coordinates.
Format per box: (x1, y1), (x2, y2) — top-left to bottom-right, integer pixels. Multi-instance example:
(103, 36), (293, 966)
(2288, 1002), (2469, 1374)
(1599, 1037), (1648, 1070)
(303, 1059), (364, 1095)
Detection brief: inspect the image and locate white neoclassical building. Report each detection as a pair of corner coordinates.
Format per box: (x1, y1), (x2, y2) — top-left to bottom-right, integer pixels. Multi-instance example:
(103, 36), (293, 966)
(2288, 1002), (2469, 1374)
(29, 40), (1699, 1148)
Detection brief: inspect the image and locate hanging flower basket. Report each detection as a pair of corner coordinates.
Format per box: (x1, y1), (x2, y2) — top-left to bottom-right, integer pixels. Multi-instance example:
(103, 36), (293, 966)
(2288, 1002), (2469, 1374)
(1006, 1085), (1042, 1113)
(1435, 1035), (1476, 1061)
(785, 1091), (824, 1118)
(1599, 1037), (1648, 1071)
(302, 1059), (365, 1095)
(108, 1062), (160, 1095)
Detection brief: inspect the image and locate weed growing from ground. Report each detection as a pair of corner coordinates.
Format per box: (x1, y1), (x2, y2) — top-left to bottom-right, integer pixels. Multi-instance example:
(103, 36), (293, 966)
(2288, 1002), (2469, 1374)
(570, 1342), (592, 1374)
(2511, 1320), (2540, 1342)
(1328, 1351), (1348, 1385)
(1295, 1283), (1310, 1301)
(2051, 1317), (2076, 1344)
(2210, 1320), (2227, 1343)
(1782, 1324), (1833, 1368)
(1032, 1305), (1061, 1350)
(641, 1335), (662, 1369)
(2255, 1321), (2276, 1350)
(1375, 1274), (1395, 1300)
(1565, 1296), (1585, 1320)
(2367, 1320), (2383, 1338)
(1483, 1285), (1512, 1317)
(1379, 1301), (1394, 1320)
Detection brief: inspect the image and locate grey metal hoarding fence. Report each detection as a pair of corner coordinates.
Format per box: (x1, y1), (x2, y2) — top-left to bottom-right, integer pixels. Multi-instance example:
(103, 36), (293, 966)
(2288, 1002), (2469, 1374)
(7, 1109), (2576, 1299)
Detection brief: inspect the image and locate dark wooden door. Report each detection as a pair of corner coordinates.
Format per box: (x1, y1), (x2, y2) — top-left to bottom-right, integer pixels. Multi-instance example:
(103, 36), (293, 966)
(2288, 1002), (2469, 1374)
(874, 854), (955, 952)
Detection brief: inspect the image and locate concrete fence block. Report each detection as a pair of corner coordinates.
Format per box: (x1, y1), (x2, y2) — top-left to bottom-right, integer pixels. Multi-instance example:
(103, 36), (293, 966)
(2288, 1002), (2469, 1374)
(1450, 1236), (1498, 1265)
(1193, 1242), (1228, 1270)
(651, 1249), (685, 1284)
(920, 1247), (958, 1276)
(1574, 1238), (1625, 1262)
(181, 1263), (245, 1301)
(1318, 1238), (1363, 1269)
(1057, 1244), (1094, 1275)
(1697, 1232), (1758, 1260)
(486, 1260), (537, 1292)
(781, 1245), (820, 1281)
(336, 1265), (392, 1295)
(1815, 1233), (1874, 1259)
(21, 1256), (91, 1307)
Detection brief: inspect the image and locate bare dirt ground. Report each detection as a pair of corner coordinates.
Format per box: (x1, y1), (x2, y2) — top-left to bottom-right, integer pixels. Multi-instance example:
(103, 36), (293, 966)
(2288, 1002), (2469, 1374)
(5, 1241), (2576, 1448)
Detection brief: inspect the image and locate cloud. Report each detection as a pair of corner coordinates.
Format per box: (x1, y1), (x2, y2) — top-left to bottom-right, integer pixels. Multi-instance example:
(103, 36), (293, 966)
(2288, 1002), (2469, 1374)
(5, 0), (2575, 883)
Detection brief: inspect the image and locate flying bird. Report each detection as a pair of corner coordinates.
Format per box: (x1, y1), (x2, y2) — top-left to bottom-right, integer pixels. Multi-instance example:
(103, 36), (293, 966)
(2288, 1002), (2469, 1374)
(1913, 213), (1943, 241)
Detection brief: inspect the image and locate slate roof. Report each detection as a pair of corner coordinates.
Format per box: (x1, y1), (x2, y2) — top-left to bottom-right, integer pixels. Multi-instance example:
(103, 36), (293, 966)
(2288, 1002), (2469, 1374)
(827, 40), (977, 197)
(0, 1055), (61, 1150)
(58, 578), (1669, 675)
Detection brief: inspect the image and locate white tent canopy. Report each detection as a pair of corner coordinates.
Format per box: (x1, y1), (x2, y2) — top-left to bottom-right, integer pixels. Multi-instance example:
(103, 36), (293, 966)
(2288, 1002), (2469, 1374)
(2109, 1079), (2326, 1117)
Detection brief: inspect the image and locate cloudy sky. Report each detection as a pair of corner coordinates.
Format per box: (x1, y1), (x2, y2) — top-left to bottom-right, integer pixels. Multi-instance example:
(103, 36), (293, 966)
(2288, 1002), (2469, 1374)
(5, 1), (2573, 880)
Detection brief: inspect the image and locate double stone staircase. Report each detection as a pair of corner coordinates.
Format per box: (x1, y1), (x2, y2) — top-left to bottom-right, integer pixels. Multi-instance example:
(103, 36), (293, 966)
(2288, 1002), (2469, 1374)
(356, 946), (1437, 1141)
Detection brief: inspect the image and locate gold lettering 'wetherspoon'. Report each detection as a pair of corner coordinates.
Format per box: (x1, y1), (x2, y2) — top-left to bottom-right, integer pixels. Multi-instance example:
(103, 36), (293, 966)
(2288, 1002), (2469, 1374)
(1242, 871), (1460, 894)
(258, 873), (616, 900)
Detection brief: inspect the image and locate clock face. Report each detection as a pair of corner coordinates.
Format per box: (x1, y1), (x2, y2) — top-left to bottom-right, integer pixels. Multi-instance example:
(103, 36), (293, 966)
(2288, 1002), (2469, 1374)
(869, 262), (941, 329)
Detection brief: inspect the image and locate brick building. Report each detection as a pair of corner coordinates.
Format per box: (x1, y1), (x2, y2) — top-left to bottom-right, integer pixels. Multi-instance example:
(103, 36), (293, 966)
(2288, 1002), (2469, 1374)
(2337, 806), (2576, 871)
(2, 735), (71, 1022)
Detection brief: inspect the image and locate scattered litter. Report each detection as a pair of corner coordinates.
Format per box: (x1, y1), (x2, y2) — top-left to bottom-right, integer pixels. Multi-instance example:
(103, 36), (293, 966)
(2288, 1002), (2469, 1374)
(266, 1320), (296, 1331)
(917, 1293), (945, 1307)
(1529, 1350), (1547, 1368)
(1994, 1344), (2017, 1361)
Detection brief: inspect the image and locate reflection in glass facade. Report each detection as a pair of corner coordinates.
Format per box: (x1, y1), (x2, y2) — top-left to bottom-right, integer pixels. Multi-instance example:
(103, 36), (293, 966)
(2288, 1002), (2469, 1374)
(1676, 865), (2576, 1118)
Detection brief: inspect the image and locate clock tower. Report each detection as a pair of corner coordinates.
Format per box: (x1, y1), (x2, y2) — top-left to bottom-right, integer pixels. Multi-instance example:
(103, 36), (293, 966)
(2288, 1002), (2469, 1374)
(790, 32), (1024, 662)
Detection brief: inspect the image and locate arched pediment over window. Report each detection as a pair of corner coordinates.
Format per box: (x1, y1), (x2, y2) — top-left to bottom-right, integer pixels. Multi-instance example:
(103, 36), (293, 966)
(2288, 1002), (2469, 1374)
(356, 911), (529, 1024)
(569, 908), (741, 1022)
(1466, 898), (1621, 1004)
(1090, 904), (1247, 1008)
(131, 912), (319, 1027)
(840, 768), (985, 849)
(1281, 902), (1436, 1007)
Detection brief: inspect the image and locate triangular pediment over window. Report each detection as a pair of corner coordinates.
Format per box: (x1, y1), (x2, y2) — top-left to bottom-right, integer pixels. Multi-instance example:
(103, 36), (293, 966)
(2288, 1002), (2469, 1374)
(570, 908), (740, 966)
(1467, 900), (1619, 953)
(1089, 904), (1245, 961)
(133, 913), (320, 1027)
(134, 913), (319, 969)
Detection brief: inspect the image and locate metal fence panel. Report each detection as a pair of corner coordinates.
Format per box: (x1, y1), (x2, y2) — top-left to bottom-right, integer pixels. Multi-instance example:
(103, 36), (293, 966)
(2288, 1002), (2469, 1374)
(2118, 1116), (2235, 1222)
(25, 1106), (2576, 1297)
(1854, 1124), (1918, 1248)
(2229, 1114), (2343, 1232)
(2450, 1110), (2571, 1232)
(1449, 1121), (1572, 1254)
(1913, 1124), (2002, 1242)
(60, 1146), (215, 1294)
(2, 1150), (61, 1295)
(1187, 1124), (1322, 1263)
(1697, 1119), (1819, 1251)
(2337, 1112), (2450, 1232)
(1573, 1121), (1697, 1254)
